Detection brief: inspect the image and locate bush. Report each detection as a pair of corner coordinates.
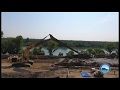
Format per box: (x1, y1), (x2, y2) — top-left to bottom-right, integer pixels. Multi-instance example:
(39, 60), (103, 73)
(80, 50), (88, 54)
(39, 50), (45, 55)
(66, 51), (74, 56)
(86, 48), (93, 55)
(58, 52), (63, 56)
(31, 47), (45, 55)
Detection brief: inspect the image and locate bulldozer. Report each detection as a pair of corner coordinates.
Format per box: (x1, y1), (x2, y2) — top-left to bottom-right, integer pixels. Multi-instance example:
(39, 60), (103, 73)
(11, 34), (91, 67)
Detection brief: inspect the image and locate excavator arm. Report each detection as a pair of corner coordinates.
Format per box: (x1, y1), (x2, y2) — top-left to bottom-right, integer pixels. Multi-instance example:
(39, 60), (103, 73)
(22, 35), (50, 62)
(22, 34), (80, 62)
(49, 34), (80, 54)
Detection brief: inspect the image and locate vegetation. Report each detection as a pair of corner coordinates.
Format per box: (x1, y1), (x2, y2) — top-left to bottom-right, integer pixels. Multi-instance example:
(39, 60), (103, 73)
(93, 48), (105, 56)
(25, 37), (30, 46)
(86, 48), (93, 55)
(104, 42), (117, 54)
(115, 49), (118, 56)
(66, 50), (74, 56)
(58, 52), (63, 56)
(46, 40), (58, 56)
(81, 48), (105, 56)
(1, 31), (3, 38)
(1, 36), (24, 54)
(2, 37), (118, 49)
(1, 32), (118, 56)
(29, 45), (45, 55)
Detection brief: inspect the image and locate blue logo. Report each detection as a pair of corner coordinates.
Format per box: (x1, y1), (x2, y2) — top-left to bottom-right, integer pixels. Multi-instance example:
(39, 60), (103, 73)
(100, 63), (110, 74)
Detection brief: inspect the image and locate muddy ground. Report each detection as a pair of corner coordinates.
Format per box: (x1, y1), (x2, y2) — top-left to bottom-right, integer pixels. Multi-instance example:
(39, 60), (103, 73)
(1, 58), (119, 78)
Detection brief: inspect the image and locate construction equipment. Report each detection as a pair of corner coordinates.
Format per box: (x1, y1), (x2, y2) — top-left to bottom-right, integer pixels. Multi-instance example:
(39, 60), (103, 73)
(49, 34), (91, 59)
(93, 70), (104, 78)
(11, 34), (90, 67)
(12, 34), (50, 67)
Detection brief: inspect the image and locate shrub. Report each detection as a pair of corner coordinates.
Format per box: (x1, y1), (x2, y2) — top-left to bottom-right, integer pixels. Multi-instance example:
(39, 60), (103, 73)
(66, 50), (74, 56)
(58, 52), (63, 56)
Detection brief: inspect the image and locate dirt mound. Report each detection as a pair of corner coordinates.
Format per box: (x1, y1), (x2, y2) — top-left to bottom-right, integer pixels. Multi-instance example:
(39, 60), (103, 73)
(55, 58), (119, 67)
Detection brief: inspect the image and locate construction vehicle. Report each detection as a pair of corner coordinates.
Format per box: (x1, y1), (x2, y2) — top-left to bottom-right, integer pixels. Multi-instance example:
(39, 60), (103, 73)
(90, 68), (104, 78)
(93, 70), (104, 78)
(11, 34), (50, 67)
(11, 34), (91, 67)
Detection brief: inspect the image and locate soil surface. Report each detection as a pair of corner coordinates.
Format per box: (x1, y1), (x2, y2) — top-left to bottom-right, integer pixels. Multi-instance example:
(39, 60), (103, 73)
(1, 58), (119, 78)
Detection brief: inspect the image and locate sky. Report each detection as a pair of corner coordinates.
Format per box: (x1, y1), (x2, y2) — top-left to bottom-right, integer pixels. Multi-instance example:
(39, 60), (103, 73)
(1, 12), (119, 42)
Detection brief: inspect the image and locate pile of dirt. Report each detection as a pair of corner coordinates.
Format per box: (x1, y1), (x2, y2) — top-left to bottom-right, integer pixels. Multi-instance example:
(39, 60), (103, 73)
(55, 58), (119, 67)
(55, 58), (86, 66)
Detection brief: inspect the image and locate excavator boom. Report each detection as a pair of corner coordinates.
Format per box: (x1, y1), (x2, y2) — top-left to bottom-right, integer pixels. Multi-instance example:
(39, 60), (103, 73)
(12, 34), (91, 67)
(49, 34), (80, 54)
(22, 35), (50, 62)
(22, 34), (80, 62)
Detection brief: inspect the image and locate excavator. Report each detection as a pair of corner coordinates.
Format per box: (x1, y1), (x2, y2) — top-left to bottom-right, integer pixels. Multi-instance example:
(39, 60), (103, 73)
(11, 34), (90, 67)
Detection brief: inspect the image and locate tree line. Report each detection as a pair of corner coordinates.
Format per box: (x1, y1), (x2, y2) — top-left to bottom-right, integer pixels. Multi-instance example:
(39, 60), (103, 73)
(23, 38), (118, 49)
(1, 31), (119, 57)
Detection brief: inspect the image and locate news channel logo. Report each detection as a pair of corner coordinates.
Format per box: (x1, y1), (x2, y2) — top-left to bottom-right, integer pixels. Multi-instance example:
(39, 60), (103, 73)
(100, 63), (110, 74)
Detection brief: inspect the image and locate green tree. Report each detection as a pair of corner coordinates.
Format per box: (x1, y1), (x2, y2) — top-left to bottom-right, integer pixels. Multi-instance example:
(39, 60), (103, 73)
(31, 46), (45, 55)
(38, 45), (45, 55)
(80, 50), (88, 54)
(115, 49), (118, 56)
(91, 49), (96, 55)
(25, 37), (30, 45)
(86, 48), (93, 55)
(47, 40), (58, 56)
(33, 48), (39, 55)
(114, 42), (119, 49)
(38, 45), (42, 52)
(26, 37), (29, 42)
(2, 38), (15, 54)
(66, 50), (74, 56)
(14, 36), (24, 54)
(1, 39), (8, 54)
(105, 43), (116, 54)
(58, 52), (63, 56)
(93, 48), (105, 55)
(1, 31), (3, 37)
(40, 50), (45, 55)
(1, 35), (24, 54)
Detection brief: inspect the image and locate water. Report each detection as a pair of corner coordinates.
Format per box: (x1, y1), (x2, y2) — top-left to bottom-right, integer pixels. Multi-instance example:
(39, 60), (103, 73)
(22, 46), (85, 56)
(22, 46), (111, 56)
(42, 47), (85, 56)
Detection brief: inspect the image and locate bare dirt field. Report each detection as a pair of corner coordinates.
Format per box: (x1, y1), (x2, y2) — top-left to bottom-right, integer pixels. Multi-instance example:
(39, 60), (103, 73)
(1, 58), (119, 78)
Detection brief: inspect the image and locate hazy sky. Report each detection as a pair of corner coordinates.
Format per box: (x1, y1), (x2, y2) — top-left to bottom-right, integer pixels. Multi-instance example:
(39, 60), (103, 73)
(1, 12), (119, 41)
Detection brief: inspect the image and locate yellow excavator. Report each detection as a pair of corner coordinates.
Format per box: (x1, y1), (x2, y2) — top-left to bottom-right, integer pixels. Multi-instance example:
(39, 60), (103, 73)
(11, 34), (89, 67)
(11, 34), (50, 67)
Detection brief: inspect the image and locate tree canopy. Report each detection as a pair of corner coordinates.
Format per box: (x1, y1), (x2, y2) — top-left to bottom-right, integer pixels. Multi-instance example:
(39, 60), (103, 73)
(46, 40), (58, 56)
(1, 31), (3, 37)
(1, 36), (24, 54)
(105, 43), (117, 54)
(66, 50), (74, 56)
(31, 45), (45, 55)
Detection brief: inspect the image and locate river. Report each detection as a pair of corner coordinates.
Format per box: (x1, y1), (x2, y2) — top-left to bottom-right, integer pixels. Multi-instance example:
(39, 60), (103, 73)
(23, 46), (111, 56)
